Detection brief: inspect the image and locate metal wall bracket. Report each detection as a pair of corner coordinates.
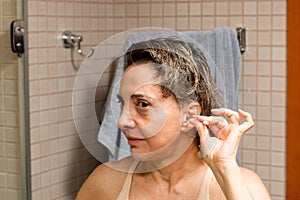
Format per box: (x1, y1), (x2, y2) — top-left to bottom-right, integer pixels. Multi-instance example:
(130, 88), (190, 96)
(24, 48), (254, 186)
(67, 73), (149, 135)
(61, 31), (95, 70)
(10, 20), (25, 57)
(61, 31), (94, 58)
(236, 27), (246, 54)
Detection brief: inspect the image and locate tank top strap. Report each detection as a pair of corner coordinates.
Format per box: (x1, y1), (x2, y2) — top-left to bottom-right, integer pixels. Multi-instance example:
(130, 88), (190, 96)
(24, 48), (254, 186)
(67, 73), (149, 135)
(117, 160), (139, 200)
(117, 161), (213, 200)
(198, 166), (213, 199)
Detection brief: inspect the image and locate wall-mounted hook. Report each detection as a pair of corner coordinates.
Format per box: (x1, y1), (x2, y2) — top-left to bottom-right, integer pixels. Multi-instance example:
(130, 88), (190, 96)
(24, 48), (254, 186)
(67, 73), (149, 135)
(61, 31), (95, 70)
(62, 31), (94, 58)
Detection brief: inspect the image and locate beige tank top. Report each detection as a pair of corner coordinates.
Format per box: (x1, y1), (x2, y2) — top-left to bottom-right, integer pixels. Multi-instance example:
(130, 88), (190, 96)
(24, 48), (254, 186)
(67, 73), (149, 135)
(117, 161), (213, 200)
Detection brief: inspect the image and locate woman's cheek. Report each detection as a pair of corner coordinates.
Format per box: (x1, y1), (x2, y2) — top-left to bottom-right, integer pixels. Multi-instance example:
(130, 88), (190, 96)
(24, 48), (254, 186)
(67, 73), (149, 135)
(140, 106), (167, 138)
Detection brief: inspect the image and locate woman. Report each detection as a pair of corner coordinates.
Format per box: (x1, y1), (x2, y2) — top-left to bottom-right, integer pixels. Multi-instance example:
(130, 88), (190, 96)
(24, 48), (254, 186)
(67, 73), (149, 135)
(76, 37), (271, 199)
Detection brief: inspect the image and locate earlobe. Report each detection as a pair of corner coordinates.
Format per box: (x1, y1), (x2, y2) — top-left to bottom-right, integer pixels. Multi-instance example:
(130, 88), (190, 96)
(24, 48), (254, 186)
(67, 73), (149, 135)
(180, 102), (201, 133)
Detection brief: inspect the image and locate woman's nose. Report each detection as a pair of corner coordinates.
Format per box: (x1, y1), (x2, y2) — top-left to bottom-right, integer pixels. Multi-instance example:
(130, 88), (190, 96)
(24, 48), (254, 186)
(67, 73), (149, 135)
(118, 106), (136, 129)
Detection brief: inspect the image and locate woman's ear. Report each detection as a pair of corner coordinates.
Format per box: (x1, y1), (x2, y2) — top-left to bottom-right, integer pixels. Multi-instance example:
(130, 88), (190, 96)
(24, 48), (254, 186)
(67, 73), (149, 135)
(181, 102), (201, 133)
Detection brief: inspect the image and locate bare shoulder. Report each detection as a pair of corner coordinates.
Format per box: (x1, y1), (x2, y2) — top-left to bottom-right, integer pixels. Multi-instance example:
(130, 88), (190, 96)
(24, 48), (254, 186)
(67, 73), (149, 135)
(209, 167), (271, 200)
(76, 159), (131, 200)
(240, 167), (271, 199)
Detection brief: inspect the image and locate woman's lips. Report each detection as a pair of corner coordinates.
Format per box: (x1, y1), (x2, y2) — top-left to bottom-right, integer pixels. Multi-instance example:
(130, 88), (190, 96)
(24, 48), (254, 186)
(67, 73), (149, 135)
(125, 135), (144, 146)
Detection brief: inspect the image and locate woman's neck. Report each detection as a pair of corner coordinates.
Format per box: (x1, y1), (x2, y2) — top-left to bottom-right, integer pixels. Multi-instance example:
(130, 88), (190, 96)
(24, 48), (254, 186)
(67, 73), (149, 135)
(147, 142), (206, 186)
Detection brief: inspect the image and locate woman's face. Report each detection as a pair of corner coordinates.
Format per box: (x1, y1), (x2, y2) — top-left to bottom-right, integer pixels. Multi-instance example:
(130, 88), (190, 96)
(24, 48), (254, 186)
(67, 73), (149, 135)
(117, 63), (184, 155)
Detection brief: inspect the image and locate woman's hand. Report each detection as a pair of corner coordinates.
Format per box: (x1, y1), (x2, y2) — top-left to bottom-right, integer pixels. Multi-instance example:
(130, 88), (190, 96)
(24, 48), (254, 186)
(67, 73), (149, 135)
(189, 108), (254, 168)
(190, 108), (259, 200)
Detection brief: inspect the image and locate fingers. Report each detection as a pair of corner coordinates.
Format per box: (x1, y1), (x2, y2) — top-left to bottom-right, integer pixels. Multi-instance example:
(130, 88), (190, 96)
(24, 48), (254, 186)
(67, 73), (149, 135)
(212, 108), (240, 125)
(211, 108), (254, 135)
(238, 109), (254, 133)
(194, 115), (228, 138)
(194, 115), (228, 127)
(189, 118), (210, 144)
(195, 108), (254, 135)
(192, 115), (210, 126)
(200, 137), (222, 158)
(188, 108), (253, 161)
(189, 108), (254, 142)
(189, 118), (223, 158)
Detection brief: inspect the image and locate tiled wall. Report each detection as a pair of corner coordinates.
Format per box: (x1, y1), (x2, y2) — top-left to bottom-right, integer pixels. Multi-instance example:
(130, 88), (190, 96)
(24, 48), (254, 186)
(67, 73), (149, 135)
(27, 1), (102, 199)
(239, 1), (287, 199)
(27, 0), (287, 199)
(0, 0), (22, 199)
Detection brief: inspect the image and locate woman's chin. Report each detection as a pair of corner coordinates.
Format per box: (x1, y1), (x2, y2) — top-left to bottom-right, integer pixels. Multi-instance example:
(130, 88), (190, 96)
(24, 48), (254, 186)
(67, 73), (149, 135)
(131, 150), (157, 161)
(131, 150), (154, 161)
(131, 153), (148, 162)
(131, 149), (173, 163)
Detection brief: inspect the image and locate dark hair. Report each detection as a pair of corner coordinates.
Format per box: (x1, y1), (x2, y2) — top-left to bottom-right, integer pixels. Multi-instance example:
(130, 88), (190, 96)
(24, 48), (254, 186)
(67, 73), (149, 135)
(124, 37), (223, 116)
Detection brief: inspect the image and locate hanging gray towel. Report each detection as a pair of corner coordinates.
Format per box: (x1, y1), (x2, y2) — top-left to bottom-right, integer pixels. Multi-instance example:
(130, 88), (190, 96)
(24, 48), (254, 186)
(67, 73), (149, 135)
(98, 27), (241, 162)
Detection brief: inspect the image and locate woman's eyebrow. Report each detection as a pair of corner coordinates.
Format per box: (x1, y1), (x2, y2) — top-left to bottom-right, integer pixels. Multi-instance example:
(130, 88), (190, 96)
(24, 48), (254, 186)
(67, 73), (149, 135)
(130, 94), (156, 100)
(117, 94), (157, 102)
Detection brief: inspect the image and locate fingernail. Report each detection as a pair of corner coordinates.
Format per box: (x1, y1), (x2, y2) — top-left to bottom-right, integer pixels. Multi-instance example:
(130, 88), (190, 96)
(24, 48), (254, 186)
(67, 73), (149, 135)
(193, 115), (209, 125)
(202, 120), (209, 125)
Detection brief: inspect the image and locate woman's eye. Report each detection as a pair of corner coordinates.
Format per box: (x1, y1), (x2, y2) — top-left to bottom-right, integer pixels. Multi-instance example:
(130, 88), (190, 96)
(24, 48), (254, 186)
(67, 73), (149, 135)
(137, 101), (150, 108)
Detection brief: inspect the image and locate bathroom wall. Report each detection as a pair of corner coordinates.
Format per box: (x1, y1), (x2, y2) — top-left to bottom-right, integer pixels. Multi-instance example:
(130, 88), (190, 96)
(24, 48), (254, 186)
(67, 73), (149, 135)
(26, 1), (103, 199)
(27, 0), (286, 199)
(0, 0), (23, 199)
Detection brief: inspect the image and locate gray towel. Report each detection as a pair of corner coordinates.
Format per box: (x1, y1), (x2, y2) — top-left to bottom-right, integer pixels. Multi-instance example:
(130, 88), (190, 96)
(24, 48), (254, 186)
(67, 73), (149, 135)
(98, 27), (241, 162)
